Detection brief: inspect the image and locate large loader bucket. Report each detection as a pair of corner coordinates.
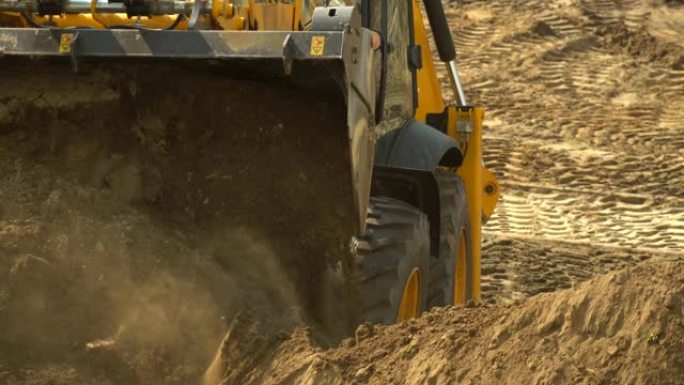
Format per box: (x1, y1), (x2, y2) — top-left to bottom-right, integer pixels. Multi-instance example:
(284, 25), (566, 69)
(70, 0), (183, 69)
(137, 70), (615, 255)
(0, 25), (377, 333)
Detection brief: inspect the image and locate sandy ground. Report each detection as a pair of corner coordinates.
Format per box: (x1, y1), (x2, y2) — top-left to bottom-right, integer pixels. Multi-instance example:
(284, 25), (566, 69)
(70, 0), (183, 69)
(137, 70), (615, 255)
(1, 0), (684, 384)
(444, 0), (684, 305)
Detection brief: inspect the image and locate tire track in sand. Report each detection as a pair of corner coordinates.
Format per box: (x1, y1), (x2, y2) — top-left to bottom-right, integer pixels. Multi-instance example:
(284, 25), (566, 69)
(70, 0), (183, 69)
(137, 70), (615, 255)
(443, 0), (684, 303)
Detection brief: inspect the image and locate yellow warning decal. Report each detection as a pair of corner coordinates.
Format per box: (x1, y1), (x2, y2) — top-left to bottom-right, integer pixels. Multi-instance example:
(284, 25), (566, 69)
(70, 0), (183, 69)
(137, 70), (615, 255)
(59, 33), (75, 53)
(310, 36), (325, 56)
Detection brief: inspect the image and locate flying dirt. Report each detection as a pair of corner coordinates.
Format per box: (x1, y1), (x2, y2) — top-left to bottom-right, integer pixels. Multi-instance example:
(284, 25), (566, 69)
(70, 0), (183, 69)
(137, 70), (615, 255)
(1, 0), (684, 384)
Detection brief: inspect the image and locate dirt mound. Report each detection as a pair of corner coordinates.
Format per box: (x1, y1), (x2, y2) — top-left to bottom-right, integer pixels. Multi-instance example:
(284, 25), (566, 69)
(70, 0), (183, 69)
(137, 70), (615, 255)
(208, 259), (684, 385)
(596, 23), (684, 70)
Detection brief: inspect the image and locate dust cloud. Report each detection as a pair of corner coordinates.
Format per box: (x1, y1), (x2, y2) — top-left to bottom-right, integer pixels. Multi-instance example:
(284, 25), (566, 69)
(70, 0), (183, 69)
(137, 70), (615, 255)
(0, 166), (301, 384)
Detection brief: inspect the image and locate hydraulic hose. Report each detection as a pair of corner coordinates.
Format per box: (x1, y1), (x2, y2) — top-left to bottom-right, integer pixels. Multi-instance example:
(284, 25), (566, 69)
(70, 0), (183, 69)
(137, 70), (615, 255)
(90, 0), (109, 28)
(422, 0), (455, 62)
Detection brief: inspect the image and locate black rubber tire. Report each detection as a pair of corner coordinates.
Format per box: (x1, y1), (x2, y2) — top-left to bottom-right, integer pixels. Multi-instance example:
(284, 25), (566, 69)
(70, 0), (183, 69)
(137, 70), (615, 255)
(355, 196), (431, 325)
(428, 170), (473, 307)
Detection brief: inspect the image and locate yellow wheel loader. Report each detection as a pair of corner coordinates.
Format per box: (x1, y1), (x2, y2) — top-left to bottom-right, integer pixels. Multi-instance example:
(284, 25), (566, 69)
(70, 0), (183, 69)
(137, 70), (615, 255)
(0, 0), (499, 332)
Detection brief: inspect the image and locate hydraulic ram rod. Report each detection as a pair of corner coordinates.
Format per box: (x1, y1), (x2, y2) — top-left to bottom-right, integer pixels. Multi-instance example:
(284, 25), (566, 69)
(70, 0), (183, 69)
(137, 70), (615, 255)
(0, 0), (209, 15)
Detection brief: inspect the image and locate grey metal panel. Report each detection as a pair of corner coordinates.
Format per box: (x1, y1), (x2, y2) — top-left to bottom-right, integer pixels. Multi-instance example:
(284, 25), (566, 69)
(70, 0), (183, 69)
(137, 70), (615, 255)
(374, 120), (462, 171)
(311, 6), (356, 31)
(344, 25), (376, 233)
(0, 28), (344, 59)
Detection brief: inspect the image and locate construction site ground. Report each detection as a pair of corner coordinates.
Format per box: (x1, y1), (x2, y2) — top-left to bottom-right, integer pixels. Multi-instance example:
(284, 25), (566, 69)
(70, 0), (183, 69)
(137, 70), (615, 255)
(1, 0), (683, 384)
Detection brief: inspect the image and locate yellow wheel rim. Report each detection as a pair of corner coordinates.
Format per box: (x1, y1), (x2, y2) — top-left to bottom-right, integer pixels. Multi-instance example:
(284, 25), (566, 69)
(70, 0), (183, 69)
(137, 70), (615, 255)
(453, 229), (468, 305)
(396, 268), (421, 322)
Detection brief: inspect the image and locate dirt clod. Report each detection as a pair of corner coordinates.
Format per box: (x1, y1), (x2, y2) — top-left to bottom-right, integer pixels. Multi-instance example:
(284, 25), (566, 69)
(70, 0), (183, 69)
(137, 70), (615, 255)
(355, 323), (375, 344)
